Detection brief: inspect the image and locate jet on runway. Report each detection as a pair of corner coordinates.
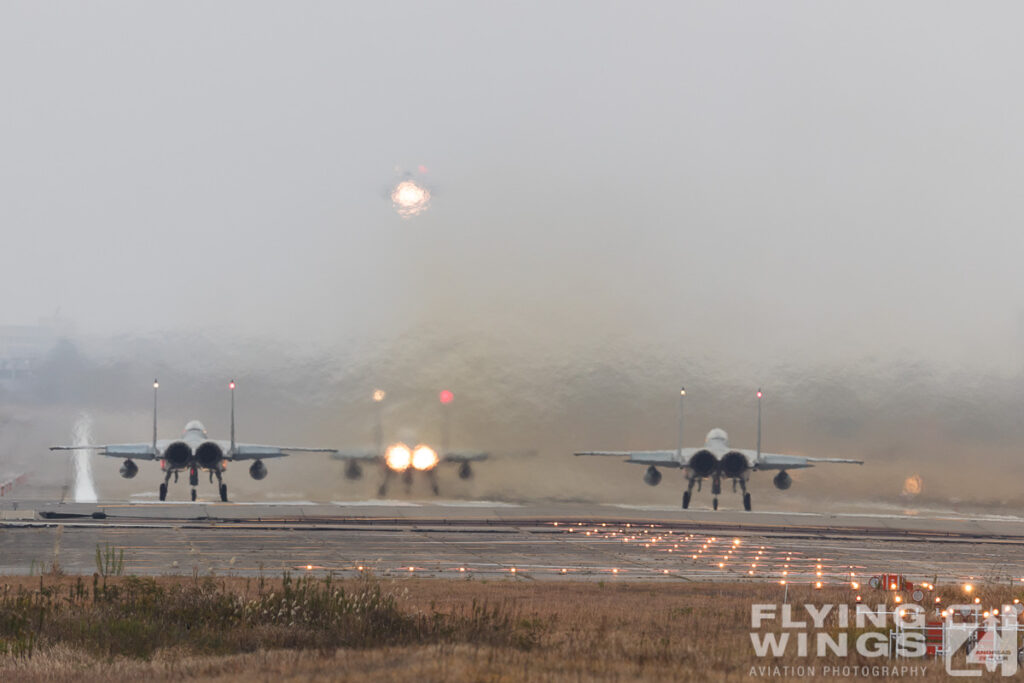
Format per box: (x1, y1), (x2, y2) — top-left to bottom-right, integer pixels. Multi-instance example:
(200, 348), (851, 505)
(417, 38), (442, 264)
(51, 381), (336, 502)
(331, 389), (512, 496)
(575, 388), (863, 511)
(333, 442), (489, 496)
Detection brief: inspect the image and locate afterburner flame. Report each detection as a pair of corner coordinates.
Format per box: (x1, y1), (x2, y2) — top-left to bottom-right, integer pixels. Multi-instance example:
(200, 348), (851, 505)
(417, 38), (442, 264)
(385, 443), (412, 472)
(412, 444), (439, 471)
(391, 180), (430, 218)
(901, 474), (922, 497)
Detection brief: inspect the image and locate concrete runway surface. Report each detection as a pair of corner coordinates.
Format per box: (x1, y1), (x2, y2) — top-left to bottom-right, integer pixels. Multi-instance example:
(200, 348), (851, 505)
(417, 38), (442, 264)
(2, 498), (1024, 586)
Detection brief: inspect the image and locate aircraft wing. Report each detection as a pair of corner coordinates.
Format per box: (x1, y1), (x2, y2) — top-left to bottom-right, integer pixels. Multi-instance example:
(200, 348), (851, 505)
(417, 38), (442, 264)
(442, 451), (490, 463)
(748, 451), (864, 470)
(574, 449), (701, 468)
(330, 450), (383, 462)
(228, 444), (337, 460)
(49, 443), (160, 460)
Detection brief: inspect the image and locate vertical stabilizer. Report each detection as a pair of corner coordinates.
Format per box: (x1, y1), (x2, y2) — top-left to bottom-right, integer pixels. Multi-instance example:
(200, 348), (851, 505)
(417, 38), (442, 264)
(676, 386), (686, 460)
(152, 379), (159, 453)
(756, 388), (763, 463)
(229, 380), (236, 454)
(439, 390), (454, 455)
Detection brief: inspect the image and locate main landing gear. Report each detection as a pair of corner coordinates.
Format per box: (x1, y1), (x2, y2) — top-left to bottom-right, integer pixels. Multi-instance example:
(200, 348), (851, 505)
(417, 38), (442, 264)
(158, 469), (229, 502)
(682, 478), (696, 509)
(159, 469), (172, 501)
(681, 478), (753, 511)
(214, 469), (228, 503)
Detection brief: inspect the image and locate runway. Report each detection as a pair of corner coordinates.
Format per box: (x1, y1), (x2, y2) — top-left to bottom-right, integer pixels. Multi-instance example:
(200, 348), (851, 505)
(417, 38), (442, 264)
(2, 499), (1024, 585)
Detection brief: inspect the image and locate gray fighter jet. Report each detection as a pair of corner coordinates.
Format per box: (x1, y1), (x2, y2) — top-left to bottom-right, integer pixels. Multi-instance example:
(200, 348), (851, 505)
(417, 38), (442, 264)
(575, 388), (862, 511)
(51, 380), (336, 502)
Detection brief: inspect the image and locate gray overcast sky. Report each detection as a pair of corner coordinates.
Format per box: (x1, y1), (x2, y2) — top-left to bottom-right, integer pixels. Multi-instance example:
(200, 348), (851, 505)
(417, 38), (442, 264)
(2, 2), (1023, 371)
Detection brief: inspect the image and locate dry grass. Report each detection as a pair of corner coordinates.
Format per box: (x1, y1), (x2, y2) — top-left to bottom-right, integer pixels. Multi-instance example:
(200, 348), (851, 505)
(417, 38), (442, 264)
(0, 572), (1020, 681)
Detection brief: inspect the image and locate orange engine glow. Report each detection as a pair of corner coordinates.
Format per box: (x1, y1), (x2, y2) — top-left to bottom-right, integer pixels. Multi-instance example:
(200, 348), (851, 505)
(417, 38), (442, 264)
(412, 444), (439, 471)
(385, 443), (413, 472)
(391, 180), (431, 218)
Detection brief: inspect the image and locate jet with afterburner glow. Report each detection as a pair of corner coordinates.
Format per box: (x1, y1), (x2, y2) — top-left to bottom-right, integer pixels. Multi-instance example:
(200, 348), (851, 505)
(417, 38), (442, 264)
(331, 389), (499, 496)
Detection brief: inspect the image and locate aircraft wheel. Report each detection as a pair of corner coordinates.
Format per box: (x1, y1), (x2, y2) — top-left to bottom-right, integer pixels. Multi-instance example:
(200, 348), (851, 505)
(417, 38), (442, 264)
(712, 497), (719, 511)
(682, 491), (691, 509)
(191, 488), (197, 502)
(219, 484), (228, 502)
(743, 492), (752, 511)
(159, 483), (167, 501)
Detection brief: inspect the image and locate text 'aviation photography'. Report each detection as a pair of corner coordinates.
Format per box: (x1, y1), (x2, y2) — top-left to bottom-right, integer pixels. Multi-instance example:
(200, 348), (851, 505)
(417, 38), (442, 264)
(1, 3), (1023, 682)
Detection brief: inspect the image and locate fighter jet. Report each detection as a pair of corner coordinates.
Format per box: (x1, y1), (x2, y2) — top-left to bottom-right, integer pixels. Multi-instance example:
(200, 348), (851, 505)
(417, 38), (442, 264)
(331, 389), (495, 496)
(50, 380), (336, 502)
(333, 442), (489, 496)
(575, 387), (863, 511)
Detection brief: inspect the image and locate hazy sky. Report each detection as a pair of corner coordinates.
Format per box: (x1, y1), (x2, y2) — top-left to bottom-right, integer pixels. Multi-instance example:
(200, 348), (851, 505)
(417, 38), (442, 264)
(1, 2), (1022, 370)
(4, 3), (1024, 507)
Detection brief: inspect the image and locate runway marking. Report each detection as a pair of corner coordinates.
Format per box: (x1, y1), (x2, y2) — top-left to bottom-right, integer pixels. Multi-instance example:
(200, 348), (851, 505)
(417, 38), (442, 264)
(331, 500), (421, 507)
(431, 501), (522, 508)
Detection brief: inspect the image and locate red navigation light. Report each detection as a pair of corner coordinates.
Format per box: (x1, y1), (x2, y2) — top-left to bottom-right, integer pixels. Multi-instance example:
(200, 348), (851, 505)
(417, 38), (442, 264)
(756, 390), (763, 399)
(439, 390), (454, 405)
(229, 381), (236, 390)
